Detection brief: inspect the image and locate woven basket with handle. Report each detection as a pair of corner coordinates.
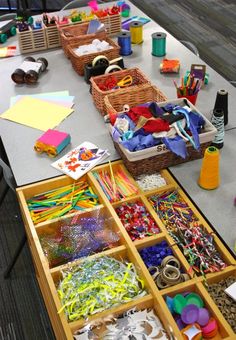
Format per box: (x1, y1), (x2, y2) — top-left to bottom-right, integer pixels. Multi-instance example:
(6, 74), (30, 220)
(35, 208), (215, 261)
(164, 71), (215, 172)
(58, 21), (107, 58)
(90, 67), (151, 115)
(67, 37), (120, 76)
(104, 83), (167, 116)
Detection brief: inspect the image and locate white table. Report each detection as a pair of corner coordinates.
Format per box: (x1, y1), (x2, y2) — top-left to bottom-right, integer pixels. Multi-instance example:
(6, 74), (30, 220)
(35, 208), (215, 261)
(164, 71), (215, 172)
(0, 1), (235, 251)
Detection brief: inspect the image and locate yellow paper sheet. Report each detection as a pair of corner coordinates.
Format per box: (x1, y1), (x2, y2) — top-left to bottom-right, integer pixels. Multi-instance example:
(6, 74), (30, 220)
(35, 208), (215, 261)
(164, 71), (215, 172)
(0, 96), (74, 131)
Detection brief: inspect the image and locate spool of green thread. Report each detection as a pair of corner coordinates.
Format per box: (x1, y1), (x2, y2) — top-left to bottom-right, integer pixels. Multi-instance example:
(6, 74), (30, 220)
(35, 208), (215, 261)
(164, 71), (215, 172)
(152, 32), (167, 57)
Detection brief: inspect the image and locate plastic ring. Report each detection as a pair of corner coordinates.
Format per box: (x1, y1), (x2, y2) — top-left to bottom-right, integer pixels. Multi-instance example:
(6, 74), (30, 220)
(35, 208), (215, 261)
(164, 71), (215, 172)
(161, 255), (180, 269)
(92, 55), (109, 68)
(105, 65), (122, 74)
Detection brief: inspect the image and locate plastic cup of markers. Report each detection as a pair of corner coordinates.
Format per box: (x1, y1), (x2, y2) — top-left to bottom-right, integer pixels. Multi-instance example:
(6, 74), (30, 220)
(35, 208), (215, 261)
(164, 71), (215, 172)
(177, 92), (198, 105)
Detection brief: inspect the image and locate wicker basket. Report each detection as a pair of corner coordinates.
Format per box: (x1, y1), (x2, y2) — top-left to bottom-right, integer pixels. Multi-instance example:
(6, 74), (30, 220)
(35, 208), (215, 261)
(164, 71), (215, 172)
(58, 22), (107, 58)
(67, 37), (120, 76)
(90, 68), (151, 115)
(104, 83), (167, 116)
(109, 97), (217, 176)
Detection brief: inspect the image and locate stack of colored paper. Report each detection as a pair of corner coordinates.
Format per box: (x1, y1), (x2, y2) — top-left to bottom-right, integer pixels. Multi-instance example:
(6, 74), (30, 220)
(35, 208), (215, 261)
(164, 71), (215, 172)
(0, 91), (74, 131)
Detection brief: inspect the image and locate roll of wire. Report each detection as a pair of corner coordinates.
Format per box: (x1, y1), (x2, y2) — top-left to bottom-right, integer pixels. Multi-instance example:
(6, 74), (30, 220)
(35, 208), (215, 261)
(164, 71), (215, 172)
(152, 32), (167, 57)
(130, 21), (143, 44)
(117, 31), (132, 56)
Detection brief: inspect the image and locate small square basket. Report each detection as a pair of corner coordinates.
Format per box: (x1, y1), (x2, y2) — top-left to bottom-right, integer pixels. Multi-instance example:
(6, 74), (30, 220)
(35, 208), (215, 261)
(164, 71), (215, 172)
(106, 95), (217, 176)
(67, 37), (120, 76)
(90, 67), (151, 115)
(104, 83), (167, 116)
(58, 21), (107, 58)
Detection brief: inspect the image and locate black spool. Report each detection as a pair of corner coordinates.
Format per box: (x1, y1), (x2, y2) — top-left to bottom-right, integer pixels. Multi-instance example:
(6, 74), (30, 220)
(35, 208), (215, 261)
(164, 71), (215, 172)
(213, 89), (228, 126)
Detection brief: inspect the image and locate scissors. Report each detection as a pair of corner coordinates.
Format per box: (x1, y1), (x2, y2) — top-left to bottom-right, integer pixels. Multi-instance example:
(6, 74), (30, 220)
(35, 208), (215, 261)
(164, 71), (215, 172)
(117, 75), (133, 88)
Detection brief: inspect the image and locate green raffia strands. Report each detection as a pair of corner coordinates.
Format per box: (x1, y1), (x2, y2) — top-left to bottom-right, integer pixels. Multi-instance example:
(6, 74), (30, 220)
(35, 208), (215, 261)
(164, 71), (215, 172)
(57, 256), (146, 321)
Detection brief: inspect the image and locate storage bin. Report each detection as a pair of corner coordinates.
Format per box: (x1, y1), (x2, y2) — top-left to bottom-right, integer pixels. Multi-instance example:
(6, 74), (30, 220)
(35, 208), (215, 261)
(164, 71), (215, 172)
(58, 21), (107, 57)
(91, 67), (151, 114)
(67, 37), (120, 76)
(107, 97), (217, 176)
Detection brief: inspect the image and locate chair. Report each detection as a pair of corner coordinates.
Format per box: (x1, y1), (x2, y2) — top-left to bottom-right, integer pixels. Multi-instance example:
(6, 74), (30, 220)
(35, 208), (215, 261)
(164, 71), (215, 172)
(180, 40), (200, 57)
(0, 157), (27, 278)
(61, 0), (105, 11)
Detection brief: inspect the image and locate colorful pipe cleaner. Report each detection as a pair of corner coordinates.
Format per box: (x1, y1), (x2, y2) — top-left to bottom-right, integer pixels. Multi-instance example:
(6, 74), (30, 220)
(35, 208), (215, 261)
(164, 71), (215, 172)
(149, 190), (227, 276)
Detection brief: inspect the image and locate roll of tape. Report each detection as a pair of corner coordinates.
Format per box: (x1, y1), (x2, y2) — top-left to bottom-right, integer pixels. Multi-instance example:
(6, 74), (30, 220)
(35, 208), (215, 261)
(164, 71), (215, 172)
(181, 273), (190, 282)
(155, 274), (170, 289)
(105, 64), (122, 74)
(161, 265), (181, 284)
(147, 266), (160, 281)
(161, 255), (180, 269)
(92, 55), (109, 68)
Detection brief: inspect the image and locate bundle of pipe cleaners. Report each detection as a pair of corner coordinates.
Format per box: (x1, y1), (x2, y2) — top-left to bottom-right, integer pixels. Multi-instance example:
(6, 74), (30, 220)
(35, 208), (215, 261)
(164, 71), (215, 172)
(57, 256), (146, 321)
(74, 308), (168, 339)
(40, 214), (120, 267)
(149, 190), (227, 277)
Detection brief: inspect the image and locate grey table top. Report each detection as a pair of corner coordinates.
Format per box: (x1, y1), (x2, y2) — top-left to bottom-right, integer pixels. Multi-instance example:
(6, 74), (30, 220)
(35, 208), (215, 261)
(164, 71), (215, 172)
(0, 2), (235, 250)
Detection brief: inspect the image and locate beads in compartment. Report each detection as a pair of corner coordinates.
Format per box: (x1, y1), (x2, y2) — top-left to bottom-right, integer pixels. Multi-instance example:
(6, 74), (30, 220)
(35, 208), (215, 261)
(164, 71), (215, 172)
(135, 173), (167, 191)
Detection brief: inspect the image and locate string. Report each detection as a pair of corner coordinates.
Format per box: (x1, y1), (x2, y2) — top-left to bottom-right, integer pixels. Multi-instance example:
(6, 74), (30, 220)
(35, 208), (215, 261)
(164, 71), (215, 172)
(211, 109), (224, 149)
(117, 31), (132, 56)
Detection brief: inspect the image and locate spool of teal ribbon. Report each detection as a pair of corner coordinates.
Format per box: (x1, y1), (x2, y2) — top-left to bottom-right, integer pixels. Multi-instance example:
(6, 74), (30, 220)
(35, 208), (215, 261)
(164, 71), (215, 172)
(152, 32), (167, 57)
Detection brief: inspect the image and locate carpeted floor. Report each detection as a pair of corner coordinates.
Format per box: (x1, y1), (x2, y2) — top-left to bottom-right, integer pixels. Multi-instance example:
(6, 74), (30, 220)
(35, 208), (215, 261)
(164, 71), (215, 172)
(131, 0), (236, 83)
(0, 1), (236, 339)
(0, 182), (55, 340)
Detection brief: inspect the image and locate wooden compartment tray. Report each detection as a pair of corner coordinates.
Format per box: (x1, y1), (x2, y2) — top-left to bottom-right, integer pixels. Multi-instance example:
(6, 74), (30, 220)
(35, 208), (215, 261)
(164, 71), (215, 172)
(17, 160), (236, 339)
